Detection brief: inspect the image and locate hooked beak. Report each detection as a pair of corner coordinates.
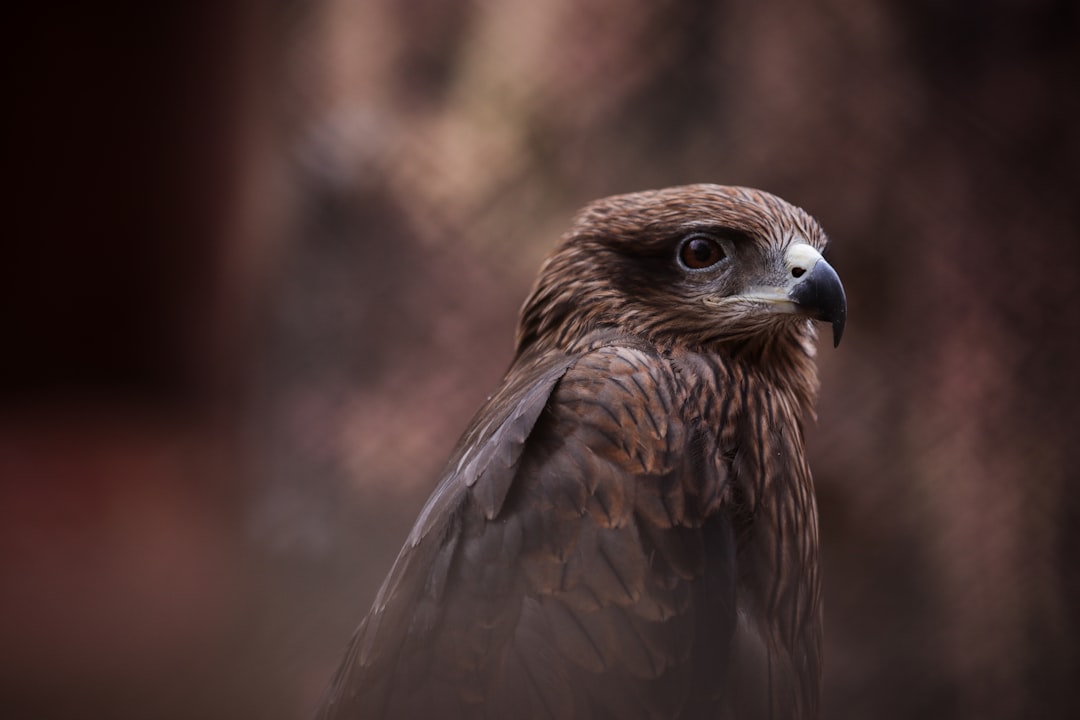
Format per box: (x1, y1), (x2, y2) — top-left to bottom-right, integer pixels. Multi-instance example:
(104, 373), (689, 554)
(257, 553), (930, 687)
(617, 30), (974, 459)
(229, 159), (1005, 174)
(785, 244), (847, 347)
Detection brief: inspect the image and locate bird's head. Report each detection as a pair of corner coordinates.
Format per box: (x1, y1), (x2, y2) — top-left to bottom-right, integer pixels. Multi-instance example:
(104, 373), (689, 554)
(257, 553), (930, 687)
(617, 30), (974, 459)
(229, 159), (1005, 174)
(516, 184), (846, 362)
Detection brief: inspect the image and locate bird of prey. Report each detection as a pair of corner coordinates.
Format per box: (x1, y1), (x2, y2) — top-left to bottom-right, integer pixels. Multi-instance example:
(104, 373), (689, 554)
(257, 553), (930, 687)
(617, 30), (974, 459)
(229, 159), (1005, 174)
(316, 184), (846, 719)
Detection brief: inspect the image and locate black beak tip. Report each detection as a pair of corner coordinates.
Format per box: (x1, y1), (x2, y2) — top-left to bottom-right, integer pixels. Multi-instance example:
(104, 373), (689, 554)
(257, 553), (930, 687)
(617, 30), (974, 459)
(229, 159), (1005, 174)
(789, 257), (847, 349)
(832, 313), (846, 348)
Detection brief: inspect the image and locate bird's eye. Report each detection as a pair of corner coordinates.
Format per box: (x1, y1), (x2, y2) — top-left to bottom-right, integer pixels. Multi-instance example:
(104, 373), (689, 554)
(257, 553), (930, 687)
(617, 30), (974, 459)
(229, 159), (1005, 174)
(678, 234), (726, 270)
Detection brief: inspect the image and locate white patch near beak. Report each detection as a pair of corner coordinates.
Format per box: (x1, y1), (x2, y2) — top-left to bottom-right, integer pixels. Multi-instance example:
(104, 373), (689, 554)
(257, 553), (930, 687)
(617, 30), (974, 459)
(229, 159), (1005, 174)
(783, 243), (825, 287)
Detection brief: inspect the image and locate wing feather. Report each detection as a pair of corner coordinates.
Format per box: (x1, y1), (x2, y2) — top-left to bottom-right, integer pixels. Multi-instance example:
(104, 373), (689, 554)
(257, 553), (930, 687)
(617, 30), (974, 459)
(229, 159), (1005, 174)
(316, 339), (738, 719)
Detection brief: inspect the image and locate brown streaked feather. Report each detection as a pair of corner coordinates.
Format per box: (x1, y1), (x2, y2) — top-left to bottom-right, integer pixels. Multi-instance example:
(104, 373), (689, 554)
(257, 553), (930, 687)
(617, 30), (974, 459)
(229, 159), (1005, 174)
(317, 184), (831, 719)
(318, 340), (803, 719)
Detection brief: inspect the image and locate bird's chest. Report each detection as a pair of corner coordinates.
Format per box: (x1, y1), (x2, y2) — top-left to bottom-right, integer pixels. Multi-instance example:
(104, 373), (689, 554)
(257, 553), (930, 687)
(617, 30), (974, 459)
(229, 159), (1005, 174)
(686, 378), (823, 715)
(728, 443), (820, 649)
(691, 373), (822, 651)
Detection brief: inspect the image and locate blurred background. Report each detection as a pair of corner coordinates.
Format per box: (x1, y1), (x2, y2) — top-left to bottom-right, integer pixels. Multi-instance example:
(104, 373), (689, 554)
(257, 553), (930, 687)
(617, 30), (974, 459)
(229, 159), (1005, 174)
(4, 1), (1079, 718)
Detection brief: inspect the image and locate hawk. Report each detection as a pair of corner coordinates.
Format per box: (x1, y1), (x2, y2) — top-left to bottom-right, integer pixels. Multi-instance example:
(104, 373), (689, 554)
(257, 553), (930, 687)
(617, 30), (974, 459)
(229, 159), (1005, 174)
(316, 184), (846, 719)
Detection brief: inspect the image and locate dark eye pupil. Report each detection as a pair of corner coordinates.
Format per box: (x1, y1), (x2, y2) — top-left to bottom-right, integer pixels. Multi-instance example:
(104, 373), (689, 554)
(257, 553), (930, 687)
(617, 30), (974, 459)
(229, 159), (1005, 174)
(681, 236), (724, 269)
(691, 239), (714, 262)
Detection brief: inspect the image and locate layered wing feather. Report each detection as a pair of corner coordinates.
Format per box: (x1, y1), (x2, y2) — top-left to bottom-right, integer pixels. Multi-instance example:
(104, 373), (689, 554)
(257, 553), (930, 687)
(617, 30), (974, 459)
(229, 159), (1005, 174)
(316, 338), (738, 719)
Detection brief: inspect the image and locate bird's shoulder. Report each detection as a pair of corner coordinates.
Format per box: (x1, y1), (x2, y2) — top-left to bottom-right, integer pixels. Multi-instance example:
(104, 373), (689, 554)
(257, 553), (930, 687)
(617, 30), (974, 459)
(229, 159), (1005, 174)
(425, 340), (736, 718)
(316, 338), (739, 719)
(422, 335), (691, 538)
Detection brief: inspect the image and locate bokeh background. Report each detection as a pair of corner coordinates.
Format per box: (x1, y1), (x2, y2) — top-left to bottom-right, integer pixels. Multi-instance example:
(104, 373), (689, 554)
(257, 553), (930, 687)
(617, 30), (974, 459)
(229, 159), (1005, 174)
(5, 1), (1079, 718)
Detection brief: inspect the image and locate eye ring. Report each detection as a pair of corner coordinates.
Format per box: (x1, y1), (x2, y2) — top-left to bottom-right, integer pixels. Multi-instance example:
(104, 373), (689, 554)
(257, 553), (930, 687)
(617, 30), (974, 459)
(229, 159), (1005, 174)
(677, 234), (727, 270)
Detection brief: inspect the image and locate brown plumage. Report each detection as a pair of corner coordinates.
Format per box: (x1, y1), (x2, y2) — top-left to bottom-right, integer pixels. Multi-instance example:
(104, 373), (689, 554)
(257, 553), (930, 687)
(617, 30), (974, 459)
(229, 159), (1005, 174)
(316, 184), (846, 719)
